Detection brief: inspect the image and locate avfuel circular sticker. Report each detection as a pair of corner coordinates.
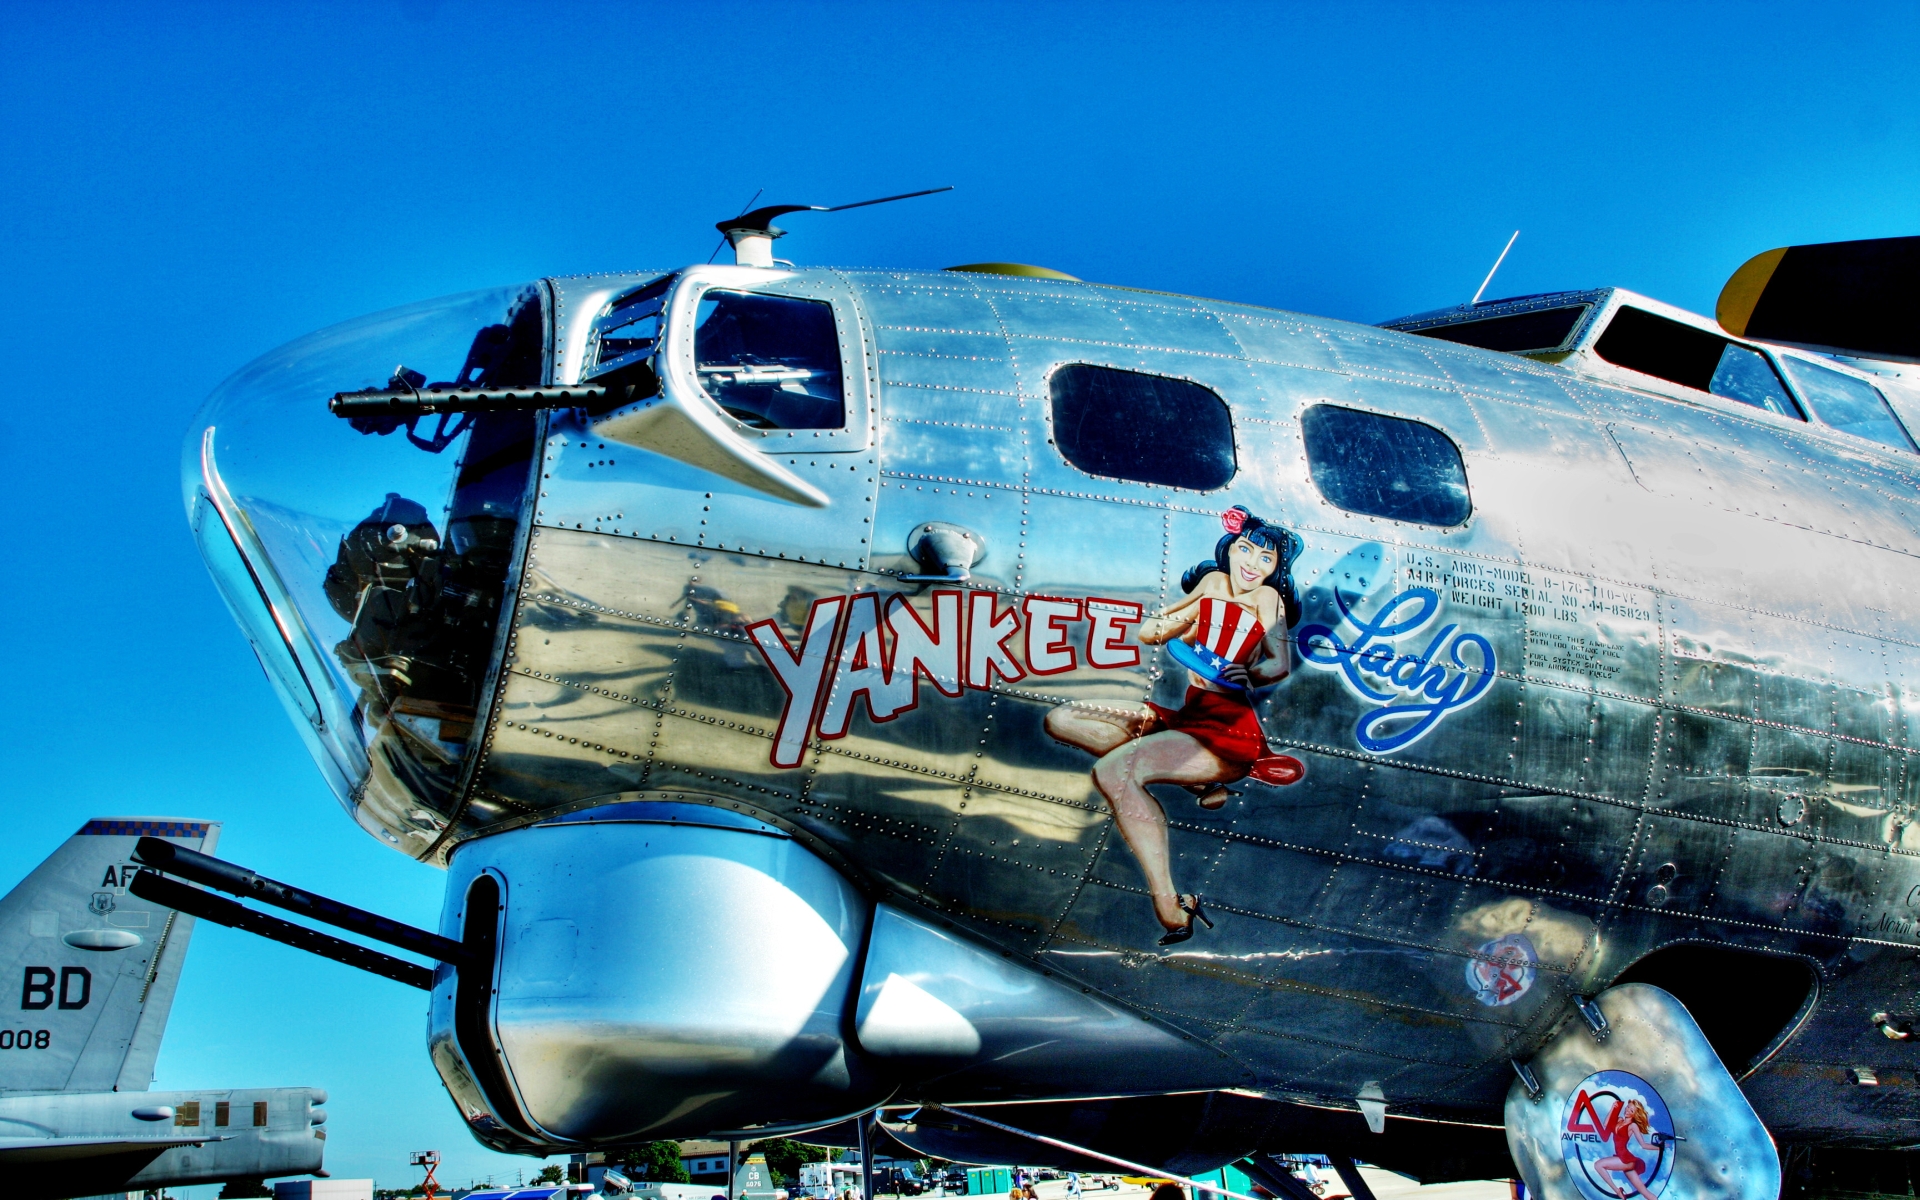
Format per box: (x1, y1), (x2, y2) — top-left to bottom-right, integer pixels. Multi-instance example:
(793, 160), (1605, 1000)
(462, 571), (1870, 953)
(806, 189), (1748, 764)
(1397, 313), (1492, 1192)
(1466, 932), (1537, 1006)
(1559, 1070), (1679, 1200)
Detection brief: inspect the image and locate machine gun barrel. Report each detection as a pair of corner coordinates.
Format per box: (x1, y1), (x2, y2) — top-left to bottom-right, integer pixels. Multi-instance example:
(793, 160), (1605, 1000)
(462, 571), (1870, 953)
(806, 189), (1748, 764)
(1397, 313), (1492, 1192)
(128, 871), (436, 991)
(328, 384), (610, 417)
(133, 836), (470, 967)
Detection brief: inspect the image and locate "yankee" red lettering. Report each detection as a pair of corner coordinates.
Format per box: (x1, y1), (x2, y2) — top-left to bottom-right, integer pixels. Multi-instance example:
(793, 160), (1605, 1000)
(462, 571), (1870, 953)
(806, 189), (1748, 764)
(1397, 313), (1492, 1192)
(746, 589), (1143, 767)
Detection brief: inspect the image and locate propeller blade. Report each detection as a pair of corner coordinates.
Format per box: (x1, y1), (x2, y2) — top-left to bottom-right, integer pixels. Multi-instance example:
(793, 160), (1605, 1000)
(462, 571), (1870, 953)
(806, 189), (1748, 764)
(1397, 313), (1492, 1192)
(1717, 234), (1920, 359)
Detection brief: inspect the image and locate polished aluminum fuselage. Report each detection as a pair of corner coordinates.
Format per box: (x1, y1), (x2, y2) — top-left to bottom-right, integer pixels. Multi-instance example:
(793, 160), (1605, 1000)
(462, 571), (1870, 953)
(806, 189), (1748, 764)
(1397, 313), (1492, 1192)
(383, 266), (1920, 1146)
(198, 264), (1920, 1157)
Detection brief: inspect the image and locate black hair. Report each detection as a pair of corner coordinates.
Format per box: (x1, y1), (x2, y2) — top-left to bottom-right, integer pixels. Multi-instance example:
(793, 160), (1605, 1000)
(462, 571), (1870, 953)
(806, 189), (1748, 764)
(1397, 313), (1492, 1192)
(1179, 505), (1302, 628)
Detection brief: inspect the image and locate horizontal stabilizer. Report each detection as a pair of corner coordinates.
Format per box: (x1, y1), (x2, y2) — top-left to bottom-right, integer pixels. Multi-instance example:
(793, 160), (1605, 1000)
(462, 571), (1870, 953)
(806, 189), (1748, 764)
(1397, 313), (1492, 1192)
(1717, 235), (1920, 359)
(0, 1134), (229, 1163)
(0, 1083), (325, 1192)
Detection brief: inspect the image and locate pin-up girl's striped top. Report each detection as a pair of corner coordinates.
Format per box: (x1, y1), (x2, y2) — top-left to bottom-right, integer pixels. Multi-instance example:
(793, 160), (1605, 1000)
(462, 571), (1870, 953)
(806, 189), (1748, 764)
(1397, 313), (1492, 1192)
(1193, 596), (1266, 665)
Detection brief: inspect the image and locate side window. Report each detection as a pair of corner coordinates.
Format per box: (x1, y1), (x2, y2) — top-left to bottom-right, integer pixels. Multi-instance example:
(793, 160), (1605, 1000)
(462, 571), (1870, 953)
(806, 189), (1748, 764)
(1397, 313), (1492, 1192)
(587, 275), (673, 380)
(1594, 306), (1803, 419)
(1710, 344), (1799, 416)
(694, 291), (844, 430)
(1302, 405), (1471, 526)
(1777, 357), (1917, 452)
(1048, 364), (1235, 490)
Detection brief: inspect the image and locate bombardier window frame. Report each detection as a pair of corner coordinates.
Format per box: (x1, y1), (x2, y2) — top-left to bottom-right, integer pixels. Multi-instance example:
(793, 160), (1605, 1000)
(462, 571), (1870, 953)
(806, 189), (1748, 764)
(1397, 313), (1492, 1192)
(693, 289), (846, 433)
(190, 480), (329, 732)
(656, 268), (874, 453)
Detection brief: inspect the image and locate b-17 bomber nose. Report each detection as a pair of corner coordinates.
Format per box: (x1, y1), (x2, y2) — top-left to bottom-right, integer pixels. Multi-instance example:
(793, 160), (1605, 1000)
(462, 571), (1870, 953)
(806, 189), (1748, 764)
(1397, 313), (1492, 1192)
(181, 248), (1918, 1192)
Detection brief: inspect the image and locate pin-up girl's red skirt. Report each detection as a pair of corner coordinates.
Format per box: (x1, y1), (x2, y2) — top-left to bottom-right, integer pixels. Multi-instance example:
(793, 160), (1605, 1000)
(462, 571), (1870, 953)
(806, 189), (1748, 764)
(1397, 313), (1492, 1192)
(1146, 687), (1303, 785)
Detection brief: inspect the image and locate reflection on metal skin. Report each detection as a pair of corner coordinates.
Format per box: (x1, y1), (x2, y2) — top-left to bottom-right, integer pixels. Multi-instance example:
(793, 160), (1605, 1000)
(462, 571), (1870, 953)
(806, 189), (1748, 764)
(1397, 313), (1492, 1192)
(434, 804), (885, 1142)
(856, 903), (1228, 1094)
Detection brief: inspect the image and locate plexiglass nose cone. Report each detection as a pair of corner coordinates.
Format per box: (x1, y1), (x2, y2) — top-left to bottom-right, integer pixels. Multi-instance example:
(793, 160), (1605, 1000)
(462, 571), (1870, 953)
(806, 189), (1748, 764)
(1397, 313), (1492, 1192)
(182, 285), (545, 854)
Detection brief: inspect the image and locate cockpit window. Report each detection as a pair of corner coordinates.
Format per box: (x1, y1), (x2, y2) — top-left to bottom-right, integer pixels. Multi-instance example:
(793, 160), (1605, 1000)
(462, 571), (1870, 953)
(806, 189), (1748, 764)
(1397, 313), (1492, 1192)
(1302, 405), (1471, 526)
(1409, 304), (1589, 354)
(1777, 356), (1917, 453)
(1048, 363), (1236, 490)
(694, 291), (844, 430)
(185, 284), (546, 850)
(1709, 344), (1800, 416)
(1595, 306), (1804, 420)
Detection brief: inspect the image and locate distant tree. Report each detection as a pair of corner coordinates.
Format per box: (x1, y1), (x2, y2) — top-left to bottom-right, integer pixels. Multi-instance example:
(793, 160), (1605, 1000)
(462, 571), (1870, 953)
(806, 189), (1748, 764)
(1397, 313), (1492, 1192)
(621, 1141), (691, 1183)
(533, 1164), (565, 1185)
(748, 1139), (832, 1185)
(218, 1182), (273, 1199)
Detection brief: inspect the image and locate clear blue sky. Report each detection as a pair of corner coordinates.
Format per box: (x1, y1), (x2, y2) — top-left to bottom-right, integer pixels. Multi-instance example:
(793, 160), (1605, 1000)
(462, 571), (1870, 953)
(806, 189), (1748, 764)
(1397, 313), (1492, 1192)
(1, 1), (1915, 1191)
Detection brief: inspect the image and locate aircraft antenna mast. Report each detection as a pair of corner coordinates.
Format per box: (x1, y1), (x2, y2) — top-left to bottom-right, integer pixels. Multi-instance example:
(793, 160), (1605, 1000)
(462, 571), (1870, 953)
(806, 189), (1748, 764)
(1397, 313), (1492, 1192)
(716, 186), (953, 267)
(1471, 229), (1521, 305)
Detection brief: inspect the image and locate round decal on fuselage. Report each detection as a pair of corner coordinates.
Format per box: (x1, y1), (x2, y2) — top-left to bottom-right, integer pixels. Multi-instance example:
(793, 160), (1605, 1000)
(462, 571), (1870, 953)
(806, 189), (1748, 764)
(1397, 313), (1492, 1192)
(1560, 1070), (1678, 1200)
(1466, 932), (1537, 1006)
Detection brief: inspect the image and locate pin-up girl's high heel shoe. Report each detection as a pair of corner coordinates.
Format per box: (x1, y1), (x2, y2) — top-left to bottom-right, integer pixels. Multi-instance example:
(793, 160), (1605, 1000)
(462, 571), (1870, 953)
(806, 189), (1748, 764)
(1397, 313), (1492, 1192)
(1191, 785), (1235, 810)
(1157, 893), (1215, 946)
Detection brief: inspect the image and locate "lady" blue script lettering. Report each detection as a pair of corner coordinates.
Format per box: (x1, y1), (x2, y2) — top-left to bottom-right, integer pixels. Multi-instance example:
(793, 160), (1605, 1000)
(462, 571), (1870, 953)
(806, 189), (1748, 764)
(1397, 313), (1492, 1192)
(1295, 586), (1496, 753)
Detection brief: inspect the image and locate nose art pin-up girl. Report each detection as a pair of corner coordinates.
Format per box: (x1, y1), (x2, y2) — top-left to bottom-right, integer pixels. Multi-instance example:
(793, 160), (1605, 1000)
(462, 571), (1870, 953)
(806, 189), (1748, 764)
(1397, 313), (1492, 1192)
(1045, 506), (1305, 946)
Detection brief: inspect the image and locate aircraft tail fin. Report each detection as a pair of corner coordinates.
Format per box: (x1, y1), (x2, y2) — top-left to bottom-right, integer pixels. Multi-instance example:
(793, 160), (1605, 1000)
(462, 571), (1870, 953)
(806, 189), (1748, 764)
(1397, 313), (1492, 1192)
(1718, 234), (1920, 362)
(0, 818), (219, 1094)
(736, 1152), (778, 1196)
